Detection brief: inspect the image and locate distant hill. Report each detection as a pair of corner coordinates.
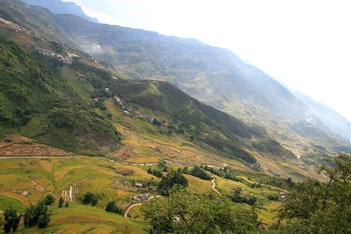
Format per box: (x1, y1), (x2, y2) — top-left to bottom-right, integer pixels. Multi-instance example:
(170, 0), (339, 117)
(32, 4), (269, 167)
(291, 90), (351, 143)
(21, 0), (99, 23)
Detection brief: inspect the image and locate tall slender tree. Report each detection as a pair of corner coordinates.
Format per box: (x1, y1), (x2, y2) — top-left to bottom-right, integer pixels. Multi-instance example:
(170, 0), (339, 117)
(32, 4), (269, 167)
(3, 207), (21, 233)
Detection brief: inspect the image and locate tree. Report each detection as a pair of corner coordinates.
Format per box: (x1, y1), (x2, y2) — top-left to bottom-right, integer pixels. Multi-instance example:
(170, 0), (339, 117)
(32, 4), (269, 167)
(91, 196), (99, 206)
(81, 192), (99, 206)
(105, 201), (123, 215)
(58, 196), (64, 208)
(190, 166), (212, 180)
(157, 160), (168, 172)
(44, 194), (55, 205)
(142, 187), (258, 234)
(3, 207), (21, 233)
(276, 153), (351, 233)
(23, 199), (51, 228)
(158, 170), (188, 195)
(229, 187), (257, 206)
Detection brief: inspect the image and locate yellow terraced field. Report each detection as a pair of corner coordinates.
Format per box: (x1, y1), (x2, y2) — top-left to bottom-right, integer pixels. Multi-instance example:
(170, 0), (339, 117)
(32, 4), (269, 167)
(185, 175), (212, 194)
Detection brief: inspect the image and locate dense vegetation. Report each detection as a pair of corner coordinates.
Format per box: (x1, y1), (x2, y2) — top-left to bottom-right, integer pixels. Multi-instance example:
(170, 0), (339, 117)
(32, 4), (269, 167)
(142, 187), (258, 234)
(0, 35), (120, 153)
(3, 196), (53, 233)
(275, 153), (351, 233)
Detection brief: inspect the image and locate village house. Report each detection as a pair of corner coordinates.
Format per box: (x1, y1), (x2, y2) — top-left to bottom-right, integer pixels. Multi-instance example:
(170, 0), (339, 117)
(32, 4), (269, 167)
(280, 191), (287, 199)
(134, 193), (151, 203)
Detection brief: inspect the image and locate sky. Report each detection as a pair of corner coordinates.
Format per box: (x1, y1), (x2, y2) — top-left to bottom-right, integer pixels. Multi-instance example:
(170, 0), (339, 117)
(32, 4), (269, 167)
(63, 0), (351, 122)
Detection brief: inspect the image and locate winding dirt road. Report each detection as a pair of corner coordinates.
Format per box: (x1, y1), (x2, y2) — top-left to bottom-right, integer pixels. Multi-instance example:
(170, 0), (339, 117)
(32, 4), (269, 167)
(212, 178), (221, 195)
(124, 203), (142, 218)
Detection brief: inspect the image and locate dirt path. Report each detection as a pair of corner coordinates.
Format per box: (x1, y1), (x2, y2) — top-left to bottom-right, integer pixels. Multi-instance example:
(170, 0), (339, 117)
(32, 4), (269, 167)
(212, 178), (221, 195)
(124, 203), (142, 218)
(124, 195), (162, 218)
(295, 148), (301, 159)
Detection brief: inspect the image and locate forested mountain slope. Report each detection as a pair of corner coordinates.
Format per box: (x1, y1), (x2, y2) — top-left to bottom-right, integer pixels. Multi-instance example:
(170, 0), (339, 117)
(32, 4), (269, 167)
(0, 35), (121, 153)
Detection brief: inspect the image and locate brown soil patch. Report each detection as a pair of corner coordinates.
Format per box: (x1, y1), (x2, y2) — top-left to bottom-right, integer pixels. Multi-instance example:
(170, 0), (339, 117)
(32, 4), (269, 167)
(0, 143), (72, 156)
(114, 145), (137, 160)
(31, 180), (45, 192)
(0, 134), (72, 156)
(0, 134), (31, 148)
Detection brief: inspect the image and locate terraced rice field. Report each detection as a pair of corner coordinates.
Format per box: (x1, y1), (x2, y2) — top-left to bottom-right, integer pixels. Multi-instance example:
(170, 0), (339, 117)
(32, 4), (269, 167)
(184, 175), (212, 194)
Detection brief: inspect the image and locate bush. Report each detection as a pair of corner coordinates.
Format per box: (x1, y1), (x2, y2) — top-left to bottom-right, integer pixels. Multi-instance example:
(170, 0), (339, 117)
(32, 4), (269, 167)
(105, 201), (123, 215)
(44, 194), (55, 205)
(81, 192), (99, 206)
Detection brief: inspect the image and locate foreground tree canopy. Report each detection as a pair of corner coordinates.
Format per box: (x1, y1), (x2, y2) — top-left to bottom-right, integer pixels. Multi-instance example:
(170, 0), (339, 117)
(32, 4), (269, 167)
(276, 152), (351, 233)
(142, 187), (258, 234)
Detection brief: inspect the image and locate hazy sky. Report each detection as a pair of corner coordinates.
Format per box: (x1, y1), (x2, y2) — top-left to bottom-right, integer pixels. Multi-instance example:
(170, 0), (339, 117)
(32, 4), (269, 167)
(64, 0), (351, 122)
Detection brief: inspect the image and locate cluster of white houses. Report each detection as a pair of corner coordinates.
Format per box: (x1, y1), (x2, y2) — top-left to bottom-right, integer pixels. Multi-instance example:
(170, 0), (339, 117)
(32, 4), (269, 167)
(40, 49), (80, 64)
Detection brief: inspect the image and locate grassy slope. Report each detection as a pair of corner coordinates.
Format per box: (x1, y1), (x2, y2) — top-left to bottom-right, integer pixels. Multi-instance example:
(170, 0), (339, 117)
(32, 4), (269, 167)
(0, 34), (122, 155)
(0, 99), (326, 231)
(0, 155), (286, 230)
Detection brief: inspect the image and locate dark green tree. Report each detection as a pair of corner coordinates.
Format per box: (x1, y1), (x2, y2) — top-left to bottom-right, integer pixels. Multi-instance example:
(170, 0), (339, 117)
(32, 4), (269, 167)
(58, 196), (64, 208)
(190, 166), (212, 180)
(158, 170), (188, 195)
(105, 201), (123, 214)
(23, 199), (51, 228)
(91, 196), (99, 206)
(229, 187), (257, 205)
(37, 206), (51, 228)
(44, 194), (55, 205)
(3, 207), (21, 233)
(276, 153), (351, 233)
(81, 192), (99, 206)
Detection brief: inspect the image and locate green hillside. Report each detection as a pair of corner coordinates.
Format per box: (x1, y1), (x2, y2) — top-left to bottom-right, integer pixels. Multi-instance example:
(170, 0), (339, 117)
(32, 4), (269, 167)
(1, 1), (351, 232)
(0, 35), (120, 154)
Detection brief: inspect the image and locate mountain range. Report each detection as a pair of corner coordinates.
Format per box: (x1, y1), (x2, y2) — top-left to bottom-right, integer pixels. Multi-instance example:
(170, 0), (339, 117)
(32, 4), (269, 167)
(1, 0), (351, 164)
(33, 0), (351, 145)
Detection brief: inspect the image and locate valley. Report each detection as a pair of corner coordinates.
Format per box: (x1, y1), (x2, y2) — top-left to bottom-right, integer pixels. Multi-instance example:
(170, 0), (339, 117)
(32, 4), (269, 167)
(0, 0), (351, 233)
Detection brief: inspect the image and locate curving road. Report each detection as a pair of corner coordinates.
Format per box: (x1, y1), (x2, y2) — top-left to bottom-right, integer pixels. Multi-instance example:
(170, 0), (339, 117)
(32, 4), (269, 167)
(124, 203), (142, 218)
(212, 178), (221, 195)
